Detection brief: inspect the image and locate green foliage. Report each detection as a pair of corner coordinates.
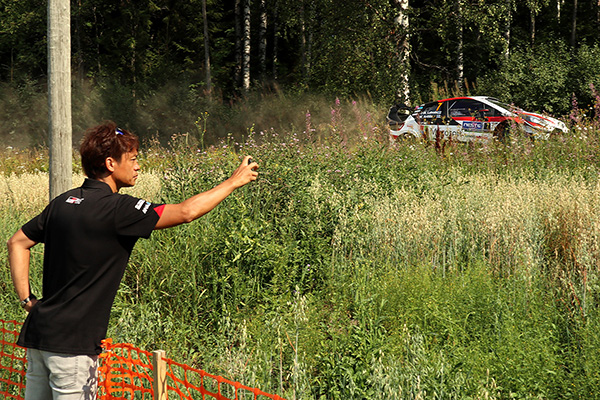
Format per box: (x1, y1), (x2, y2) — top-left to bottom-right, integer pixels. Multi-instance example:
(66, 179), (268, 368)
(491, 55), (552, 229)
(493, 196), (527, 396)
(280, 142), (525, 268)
(0, 0), (46, 82)
(110, 120), (600, 398)
(2, 0), (600, 144)
(478, 41), (572, 114)
(571, 44), (600, 110)
(4, 100), (600, 398)
(307, 0), (400, 102)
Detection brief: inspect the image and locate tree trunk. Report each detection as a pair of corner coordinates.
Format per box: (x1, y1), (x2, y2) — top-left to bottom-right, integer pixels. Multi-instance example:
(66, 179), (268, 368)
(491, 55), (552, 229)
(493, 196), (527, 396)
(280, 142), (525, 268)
(93, 6), (101, 74)
(306, 3), (313, 82)
(242, 0), (251, 91)
(299, 0), (314, 83)
(504, 0), (511, 59)
(202, 0), (212, 94)
(259, 0), (267, 82)
(10, 48), (14, 83)
(234, 0), (242, 88)
(457, 0), (464, 91)
(129, 13), (137, 99)
(272, 0), (279, 80)
(48, 0), (73, 200)
(394, 0), (410, 104)
(531, 11), (536, 46)
(571, 0), (578, 47)
(300, 1), (307, 82)
(74, 0), (84, 84)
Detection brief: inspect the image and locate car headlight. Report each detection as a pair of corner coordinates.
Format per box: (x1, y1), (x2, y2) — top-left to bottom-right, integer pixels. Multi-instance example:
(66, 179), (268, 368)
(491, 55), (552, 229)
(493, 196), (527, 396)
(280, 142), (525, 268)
(525, 115), (545, 126)
(523, 114), (559, 131)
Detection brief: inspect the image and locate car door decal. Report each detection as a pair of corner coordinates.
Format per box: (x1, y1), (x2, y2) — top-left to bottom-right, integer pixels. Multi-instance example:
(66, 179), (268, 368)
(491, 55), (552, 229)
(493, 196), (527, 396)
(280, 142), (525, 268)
(462, 121), (484, 131)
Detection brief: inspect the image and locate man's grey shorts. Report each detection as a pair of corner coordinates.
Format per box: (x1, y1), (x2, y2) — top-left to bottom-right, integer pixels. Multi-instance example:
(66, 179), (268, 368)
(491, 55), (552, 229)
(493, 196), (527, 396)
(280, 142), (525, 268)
(24, 349), (98, 400)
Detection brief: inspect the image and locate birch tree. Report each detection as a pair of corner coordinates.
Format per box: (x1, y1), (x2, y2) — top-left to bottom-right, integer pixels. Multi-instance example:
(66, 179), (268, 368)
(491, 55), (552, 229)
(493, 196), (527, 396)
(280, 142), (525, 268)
(202, 0), (212, 94)
(272, 0), (279, 80)
(531, 7), (536, 46)
(242, 0), (251, 91)
(571, 0), (578, 47)
(504, 0), (512, 59)
(300, 1), (307, 82)
(557, 0), (564, 21)
(234, 0), (242, 88)
(259, 0), (267, 82)
(526, 0), (549, 46)
(457, 0), (464, 91)
(394, 0), (410, 104)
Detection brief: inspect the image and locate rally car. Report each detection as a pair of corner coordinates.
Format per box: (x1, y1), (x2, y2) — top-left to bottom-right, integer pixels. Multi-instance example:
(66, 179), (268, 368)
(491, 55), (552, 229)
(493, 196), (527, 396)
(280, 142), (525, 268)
(387, 96), (568, 142)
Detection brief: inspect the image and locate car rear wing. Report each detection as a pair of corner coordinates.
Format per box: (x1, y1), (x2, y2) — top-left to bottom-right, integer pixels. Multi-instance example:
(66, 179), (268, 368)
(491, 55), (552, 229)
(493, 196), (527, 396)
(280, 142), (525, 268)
(387, 103), (413, 126)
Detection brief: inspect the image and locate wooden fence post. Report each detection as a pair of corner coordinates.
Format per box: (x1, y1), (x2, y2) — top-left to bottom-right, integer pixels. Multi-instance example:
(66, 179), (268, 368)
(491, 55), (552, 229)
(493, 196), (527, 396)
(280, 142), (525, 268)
(152, 350), (167, 400)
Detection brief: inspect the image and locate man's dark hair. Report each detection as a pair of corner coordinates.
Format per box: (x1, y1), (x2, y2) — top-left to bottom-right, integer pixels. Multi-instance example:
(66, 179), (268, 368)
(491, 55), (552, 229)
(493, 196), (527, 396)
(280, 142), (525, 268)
(80, 121), (139, 179)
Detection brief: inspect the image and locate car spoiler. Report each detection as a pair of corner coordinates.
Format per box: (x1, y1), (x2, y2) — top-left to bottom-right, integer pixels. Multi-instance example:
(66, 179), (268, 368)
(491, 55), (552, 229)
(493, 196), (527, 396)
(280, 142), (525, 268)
(387, 103), (413, 125)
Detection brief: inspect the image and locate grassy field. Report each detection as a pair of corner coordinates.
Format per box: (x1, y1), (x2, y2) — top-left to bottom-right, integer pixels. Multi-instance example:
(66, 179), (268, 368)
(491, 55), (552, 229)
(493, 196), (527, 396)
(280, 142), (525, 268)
(2, 99), (600, 399)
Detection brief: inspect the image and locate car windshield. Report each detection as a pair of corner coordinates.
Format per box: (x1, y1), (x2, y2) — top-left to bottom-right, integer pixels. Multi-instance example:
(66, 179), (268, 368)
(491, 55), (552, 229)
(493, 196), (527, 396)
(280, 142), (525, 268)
(485, 98), (521, 113)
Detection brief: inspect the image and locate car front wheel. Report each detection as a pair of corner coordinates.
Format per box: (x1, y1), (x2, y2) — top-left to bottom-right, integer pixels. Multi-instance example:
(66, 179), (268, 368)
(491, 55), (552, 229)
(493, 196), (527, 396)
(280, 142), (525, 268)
(493, 122), (509, 142)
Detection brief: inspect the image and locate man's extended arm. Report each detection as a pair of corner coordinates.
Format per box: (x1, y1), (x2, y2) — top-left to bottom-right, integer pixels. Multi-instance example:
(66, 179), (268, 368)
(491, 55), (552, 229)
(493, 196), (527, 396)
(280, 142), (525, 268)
(7, 229), (38, 312)
(154, 156), (259, 230)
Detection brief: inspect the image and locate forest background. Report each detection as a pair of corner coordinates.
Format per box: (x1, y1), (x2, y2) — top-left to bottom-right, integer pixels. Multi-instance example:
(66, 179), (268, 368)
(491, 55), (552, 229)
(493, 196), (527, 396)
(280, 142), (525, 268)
(3, 1), (600, 399)
(1, 0), (600, 146)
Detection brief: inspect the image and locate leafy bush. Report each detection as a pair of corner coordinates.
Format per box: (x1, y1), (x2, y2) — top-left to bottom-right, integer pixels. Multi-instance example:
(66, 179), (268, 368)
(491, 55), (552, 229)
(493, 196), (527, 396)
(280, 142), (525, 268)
(3, 101), (600, 398)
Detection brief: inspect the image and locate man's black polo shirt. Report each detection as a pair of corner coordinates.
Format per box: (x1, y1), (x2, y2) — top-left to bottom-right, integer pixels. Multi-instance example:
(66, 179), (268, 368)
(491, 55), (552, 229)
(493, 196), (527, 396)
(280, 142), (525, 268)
(18, 179), (163, 355)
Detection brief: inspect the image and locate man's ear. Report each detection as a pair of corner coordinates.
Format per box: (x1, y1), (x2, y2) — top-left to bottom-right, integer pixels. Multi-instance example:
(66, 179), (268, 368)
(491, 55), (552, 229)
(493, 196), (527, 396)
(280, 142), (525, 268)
(104, 157), (116, 173)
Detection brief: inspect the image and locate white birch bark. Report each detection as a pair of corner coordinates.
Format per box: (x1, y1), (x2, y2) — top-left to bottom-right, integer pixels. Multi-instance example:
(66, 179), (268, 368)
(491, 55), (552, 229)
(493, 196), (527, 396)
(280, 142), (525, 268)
(394, 0), (410, 104)
(457, 0), (464, 91)
(242, 0), (251, 91)
(235, 0), (242, 88)
(504, 0), (511, 59)
(259, 0), (267, 81)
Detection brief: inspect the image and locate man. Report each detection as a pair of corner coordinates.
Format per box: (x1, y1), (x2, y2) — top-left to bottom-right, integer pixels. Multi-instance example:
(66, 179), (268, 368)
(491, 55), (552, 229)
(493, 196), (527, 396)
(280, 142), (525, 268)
(7, 121), (258, 399)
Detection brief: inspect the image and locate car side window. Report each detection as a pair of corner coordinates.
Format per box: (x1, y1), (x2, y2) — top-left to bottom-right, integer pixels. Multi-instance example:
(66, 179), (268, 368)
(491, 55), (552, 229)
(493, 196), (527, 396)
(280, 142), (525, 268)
(449, 99), (489, 118)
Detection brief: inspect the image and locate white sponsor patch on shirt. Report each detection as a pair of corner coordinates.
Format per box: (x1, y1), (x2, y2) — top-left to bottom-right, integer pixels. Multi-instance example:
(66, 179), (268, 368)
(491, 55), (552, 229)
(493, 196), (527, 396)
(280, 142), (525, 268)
(135, 199), (151, 214)
(135, 199), (145, 210)
(66, 196), (84, 205)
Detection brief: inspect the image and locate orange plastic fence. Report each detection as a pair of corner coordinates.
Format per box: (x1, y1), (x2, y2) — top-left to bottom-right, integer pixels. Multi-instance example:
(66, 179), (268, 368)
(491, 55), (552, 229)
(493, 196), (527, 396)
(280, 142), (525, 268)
(99, 339), (286, 400)
(98, 339), (155, 399)
(0, 320), (26, 400)
(1, 319), (285, 400)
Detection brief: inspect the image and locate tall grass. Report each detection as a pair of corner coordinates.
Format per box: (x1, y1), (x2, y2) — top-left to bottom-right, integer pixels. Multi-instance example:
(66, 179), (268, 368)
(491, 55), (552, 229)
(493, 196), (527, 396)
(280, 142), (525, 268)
(2, 98), (600, 399)
(0, 80), (386, 149)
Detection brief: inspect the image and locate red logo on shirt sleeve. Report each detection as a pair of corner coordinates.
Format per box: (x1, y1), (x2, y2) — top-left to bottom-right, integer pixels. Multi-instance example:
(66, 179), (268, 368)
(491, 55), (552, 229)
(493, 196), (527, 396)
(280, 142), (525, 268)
(154, 204), (166, 217)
